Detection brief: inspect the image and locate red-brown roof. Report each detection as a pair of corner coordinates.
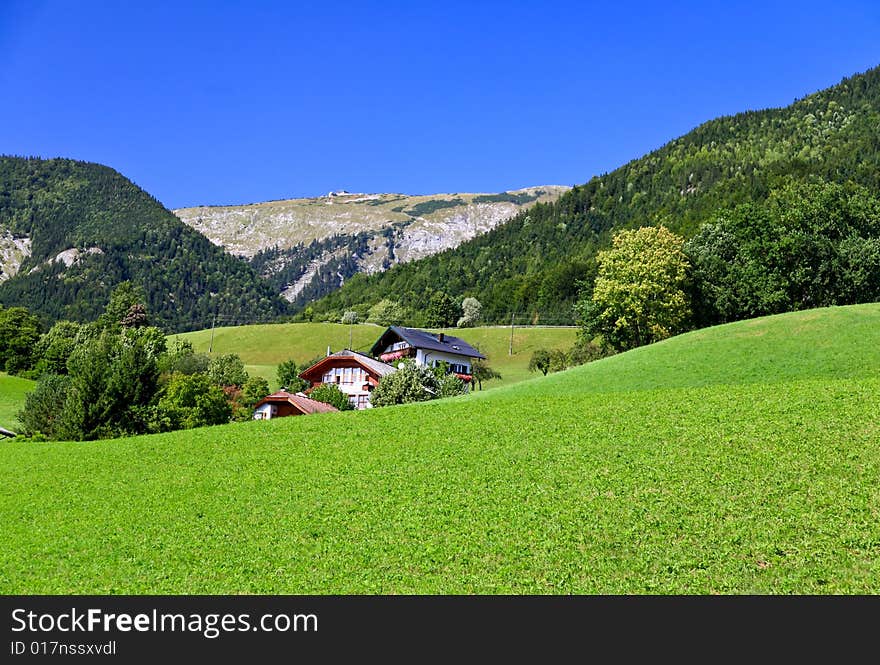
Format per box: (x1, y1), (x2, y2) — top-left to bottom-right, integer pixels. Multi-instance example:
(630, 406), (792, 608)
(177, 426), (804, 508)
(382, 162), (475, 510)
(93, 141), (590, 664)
(254, 391), (339, 415)
(299, 349), (397, 382)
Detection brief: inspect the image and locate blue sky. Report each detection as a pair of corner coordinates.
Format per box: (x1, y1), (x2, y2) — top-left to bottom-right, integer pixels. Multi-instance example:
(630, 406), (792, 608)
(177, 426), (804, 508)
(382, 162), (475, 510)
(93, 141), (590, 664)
(1, 1), (878, 209)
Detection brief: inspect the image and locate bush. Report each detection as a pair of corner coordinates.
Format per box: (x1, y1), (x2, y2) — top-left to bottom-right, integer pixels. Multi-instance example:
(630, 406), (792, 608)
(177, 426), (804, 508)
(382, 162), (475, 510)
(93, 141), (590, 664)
(370, 360), (466, 407)
(308, 383), (353, 411)
(159, 339), (210, 376)
(528, 349), (553, 376)
(18, 374), (71, 439)
(153, 373), (232, 431)
(567, 339), (610, 367)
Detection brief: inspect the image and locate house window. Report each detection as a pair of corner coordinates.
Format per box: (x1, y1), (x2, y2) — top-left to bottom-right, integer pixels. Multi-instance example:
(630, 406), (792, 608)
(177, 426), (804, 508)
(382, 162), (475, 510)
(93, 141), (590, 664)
(357, 394), (369, 409)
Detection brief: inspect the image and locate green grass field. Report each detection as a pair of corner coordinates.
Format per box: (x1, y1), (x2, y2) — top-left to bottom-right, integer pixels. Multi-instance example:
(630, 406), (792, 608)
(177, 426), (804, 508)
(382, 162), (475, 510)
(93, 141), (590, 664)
(3, 304), (880, 593)
(170, 322), (578, 389)
(0, 373), (33, 432)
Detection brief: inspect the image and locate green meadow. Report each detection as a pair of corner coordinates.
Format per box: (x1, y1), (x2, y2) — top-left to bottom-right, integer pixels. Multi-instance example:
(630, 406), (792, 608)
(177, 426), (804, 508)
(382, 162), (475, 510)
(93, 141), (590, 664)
(0, 373), (33, 432)
(2, 304), (879, 593)
(170, 322), (578, 389)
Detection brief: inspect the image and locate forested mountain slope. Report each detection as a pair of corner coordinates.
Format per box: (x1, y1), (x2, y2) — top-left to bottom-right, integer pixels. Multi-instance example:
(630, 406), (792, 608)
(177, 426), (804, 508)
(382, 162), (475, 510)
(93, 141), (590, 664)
(0, 157), (288, 331)
(308, 65), (880, 323)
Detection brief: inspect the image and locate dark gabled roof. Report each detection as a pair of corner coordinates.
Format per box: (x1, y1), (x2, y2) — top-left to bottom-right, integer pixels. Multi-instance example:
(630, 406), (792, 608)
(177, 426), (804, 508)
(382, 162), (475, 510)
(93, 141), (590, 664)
(299, 349), (397, 380)
(370, 326), (486, 359)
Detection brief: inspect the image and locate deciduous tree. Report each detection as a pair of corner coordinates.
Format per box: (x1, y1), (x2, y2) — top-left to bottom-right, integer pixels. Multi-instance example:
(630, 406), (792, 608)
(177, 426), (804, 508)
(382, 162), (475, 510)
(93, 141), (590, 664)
(578, 225), (691, 351)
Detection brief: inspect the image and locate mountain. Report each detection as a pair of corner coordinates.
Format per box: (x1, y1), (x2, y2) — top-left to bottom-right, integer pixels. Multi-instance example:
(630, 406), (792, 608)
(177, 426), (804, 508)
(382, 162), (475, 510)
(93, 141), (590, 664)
(0, 157), (288, 331)
(303, 65), (880, 323)
(173, 187), (568, 306)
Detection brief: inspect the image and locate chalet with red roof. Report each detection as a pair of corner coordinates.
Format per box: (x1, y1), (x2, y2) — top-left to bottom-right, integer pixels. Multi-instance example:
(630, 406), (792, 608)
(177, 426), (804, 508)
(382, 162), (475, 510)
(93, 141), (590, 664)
(298, 349), (397, 410)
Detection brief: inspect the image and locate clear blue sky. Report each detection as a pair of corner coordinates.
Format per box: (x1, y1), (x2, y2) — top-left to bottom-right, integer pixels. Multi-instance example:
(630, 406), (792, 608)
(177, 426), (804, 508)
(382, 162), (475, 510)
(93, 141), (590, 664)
(1, 1), (878, 209)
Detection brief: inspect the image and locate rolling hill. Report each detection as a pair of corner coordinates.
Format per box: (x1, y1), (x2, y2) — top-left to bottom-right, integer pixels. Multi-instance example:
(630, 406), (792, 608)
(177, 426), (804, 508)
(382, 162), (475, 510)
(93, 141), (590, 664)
(173, 187), (568, 306)
(169, 322), (578, 389)
(2, 303), (879, 593)
(0, 157), (288, 331)
(305, 65), (880, 322)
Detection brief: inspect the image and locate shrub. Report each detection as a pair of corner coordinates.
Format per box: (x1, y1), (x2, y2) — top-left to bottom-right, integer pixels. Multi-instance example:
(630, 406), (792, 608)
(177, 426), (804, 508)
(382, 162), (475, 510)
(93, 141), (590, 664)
(18, 374), (71, 439)
(308, 383), (353, 411)
(370, 360), (466, 407)
(153, 373), (232, 431)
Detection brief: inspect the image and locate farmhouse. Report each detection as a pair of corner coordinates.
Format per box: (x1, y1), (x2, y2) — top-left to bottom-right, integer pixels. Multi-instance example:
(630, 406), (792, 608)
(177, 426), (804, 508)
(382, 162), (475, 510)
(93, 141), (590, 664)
(299, 349), (397, 410)
(370, 326), (485, 382)
(252, 391), (338, 419)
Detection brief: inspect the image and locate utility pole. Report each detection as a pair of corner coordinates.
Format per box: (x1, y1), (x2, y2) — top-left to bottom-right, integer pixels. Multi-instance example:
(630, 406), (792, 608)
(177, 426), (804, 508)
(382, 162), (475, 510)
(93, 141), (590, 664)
(349, 321), (353, 350)
(509, 312), (515, 356)
(209, 313), (216, 354)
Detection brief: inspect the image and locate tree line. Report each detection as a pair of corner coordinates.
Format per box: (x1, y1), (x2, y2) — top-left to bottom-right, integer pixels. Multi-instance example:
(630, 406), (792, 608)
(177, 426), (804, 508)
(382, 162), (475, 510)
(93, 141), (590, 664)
(4, 283), (273, 440)
(575, 179), (880, 353)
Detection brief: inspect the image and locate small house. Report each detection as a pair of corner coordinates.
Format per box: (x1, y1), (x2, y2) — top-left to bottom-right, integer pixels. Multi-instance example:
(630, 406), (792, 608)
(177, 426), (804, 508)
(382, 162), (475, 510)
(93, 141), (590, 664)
(253, 391), (339, 419)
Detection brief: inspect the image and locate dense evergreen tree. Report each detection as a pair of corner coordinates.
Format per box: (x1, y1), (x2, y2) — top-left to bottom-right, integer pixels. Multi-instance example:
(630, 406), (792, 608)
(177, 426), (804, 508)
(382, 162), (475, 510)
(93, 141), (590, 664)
(0, 305), (42, 373)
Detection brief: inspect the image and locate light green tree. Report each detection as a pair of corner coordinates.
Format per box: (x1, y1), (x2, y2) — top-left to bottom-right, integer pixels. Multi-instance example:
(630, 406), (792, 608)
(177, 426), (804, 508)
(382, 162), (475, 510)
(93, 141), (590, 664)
(367, 299), (407, 326)
(577, 225), (691, 351)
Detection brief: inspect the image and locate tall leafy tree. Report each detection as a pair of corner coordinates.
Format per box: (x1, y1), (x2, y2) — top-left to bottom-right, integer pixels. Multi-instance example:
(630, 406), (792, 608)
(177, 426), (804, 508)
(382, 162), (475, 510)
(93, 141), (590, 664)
(425, 292), (461, 328)
(578, 226), (691, 351)
(208, 353), (249, 388)
(153, 373), (231, 431)
(276, 358), (308, 392)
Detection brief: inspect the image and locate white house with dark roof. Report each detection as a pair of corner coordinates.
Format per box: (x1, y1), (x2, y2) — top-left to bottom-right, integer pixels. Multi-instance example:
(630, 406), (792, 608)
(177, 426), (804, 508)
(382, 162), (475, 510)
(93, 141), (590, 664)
(369, 326), (486, 382)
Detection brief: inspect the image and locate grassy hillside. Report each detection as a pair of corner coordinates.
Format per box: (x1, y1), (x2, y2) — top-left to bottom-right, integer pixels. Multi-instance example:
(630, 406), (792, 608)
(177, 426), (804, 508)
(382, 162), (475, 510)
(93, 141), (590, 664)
(2, 304), (879, 593)
(0, 157), (287, 330)
(0, 373), (32, 431)
(309, 65), (880, 322)
(170, 323), (578, 389)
